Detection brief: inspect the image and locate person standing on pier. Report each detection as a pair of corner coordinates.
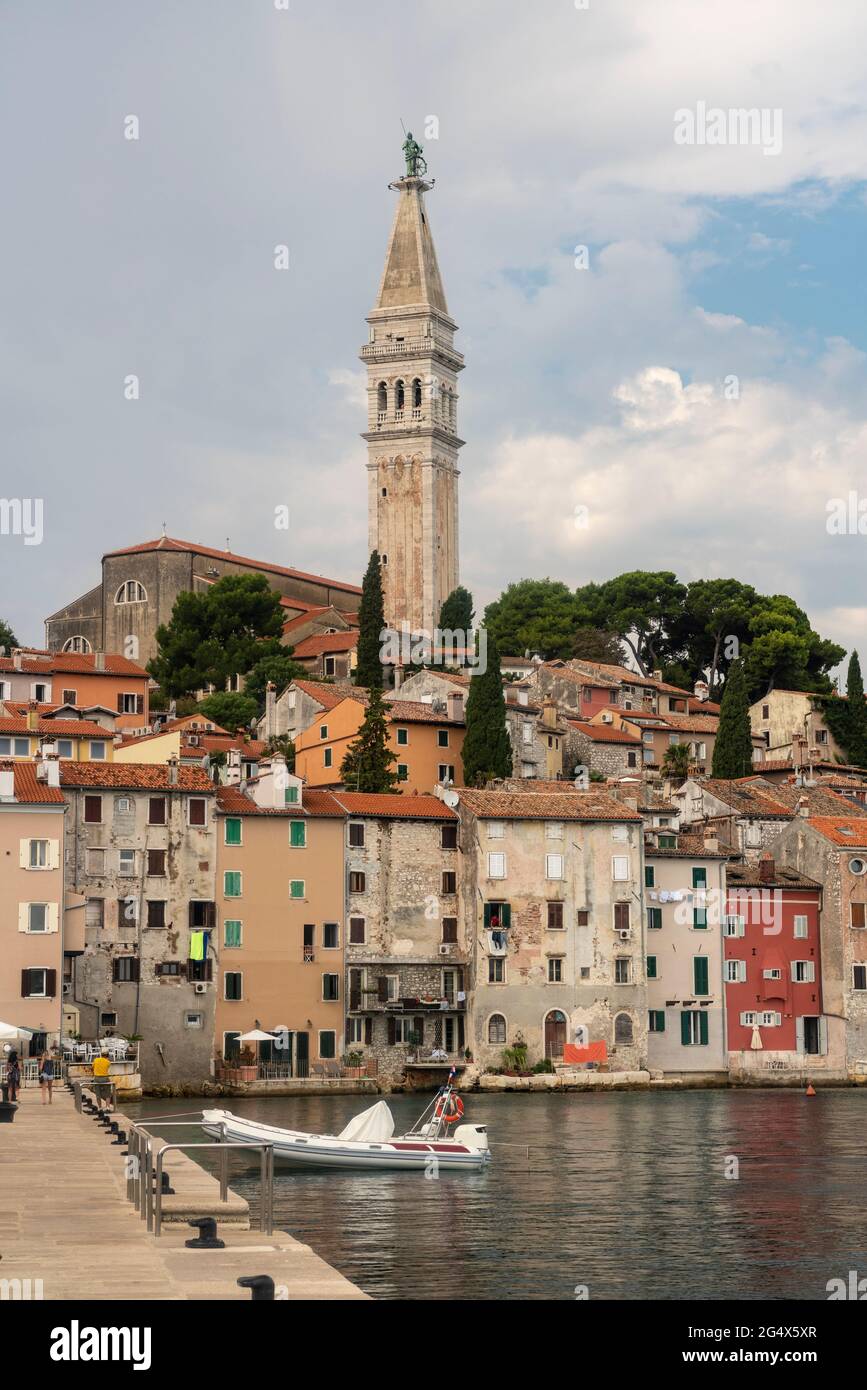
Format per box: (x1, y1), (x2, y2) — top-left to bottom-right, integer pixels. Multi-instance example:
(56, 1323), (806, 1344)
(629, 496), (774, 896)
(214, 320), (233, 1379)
(91, 1050), (112, 1112)
(5, 1047), (21, 1104)
(38, 1049), (55, 1105)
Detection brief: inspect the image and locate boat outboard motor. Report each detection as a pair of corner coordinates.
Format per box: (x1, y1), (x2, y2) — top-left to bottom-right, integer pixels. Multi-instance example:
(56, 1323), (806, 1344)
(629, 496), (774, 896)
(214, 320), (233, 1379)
(453, 1123), (488, 1151)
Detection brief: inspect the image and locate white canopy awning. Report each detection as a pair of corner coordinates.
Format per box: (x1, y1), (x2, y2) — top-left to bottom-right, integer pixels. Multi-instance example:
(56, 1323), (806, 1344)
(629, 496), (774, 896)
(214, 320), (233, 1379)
(0, 1021), (33, 1042)
(238, 1029), (276, 1043)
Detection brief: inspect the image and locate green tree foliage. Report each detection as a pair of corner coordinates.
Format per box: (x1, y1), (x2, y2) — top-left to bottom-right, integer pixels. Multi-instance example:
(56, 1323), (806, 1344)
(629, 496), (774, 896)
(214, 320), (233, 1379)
(148, 574), (285, 698)
(711, 660), (754, 779)
(244, 651), (306, 711)
(593, 571), (687, 675)
(742, 595), (843, 700)
(823, 651), (867, 767)
(197, 691), (259, 731)
(355, 551), (387, 689)
(0, 618), (19, 653)
(661, 742), (692, 781)
(483, 579), (583, 660)
(265, 733), (296, 770)
(438, 586), (474, 634)
(339, 687), (399, 792)
(669, 578), (758, 694)
(462, 632), (513, 786)
(571, 626), (626, 665)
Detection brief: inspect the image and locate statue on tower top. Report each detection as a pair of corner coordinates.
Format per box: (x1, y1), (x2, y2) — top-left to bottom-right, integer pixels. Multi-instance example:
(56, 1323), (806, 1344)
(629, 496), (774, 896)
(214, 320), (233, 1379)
(402, 130), (427, 178)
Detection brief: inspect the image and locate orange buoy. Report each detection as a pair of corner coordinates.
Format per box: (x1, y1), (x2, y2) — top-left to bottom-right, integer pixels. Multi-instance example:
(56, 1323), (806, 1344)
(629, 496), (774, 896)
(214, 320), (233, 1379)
(805, 1084), (816, 1096)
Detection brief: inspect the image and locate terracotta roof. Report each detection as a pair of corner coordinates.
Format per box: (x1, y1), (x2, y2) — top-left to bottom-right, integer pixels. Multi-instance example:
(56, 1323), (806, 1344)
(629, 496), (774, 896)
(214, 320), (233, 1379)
(102, 536), (362, 596)
(331, 792), (457, 820)
(293, 632), (358, 658)
(569, 660), (692, 696)
(627, 712), (720, 734)
(59, 762), (215, 792)
(726, 862), (821, 890)
(456, 788), (642, 822)
(0, 651), (149, 678)
(540, 663), (621, 690)
(0, 760), (65, 804)
(569, 720), (641, 746)
(803, 816), (867, 848)
(688, 697), (721, 715)
(282, 607), (331, 631)
(492, 778), (580, 793)
(215, 785), (344, 817)
(386, 698), (465, 726)
(645, 831), (730, 860)
(291, 679), (367, 710)
(0, 717), (114, 738)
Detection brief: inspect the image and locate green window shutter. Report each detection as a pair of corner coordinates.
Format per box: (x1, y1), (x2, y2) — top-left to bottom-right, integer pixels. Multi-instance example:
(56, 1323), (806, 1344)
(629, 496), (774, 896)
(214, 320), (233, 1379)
(646, 955), (657, 980)
(483, 903), (492, 928)
(680, 1011), (692, 1046)
(290, 880), (304, 899)
(644, 866), (655, 887)
(693, 908), (707, 929)
(692, 867), (707, 889)
(285, 785), (298, 805)
(224, 920), (241, 947)
(699, 1011), (709, 1046)
(502, 904), (511, 930)
(290, 821), (306, 847)
(224, 871), (241, 897)
(655, 1010), (666, 1032)
(225, 818), (241, 845)
(693, 957), (709, 995)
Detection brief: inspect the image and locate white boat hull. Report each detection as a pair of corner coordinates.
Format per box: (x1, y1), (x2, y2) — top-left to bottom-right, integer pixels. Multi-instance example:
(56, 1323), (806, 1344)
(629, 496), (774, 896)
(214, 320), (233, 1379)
(201, 1109), (491, 1171)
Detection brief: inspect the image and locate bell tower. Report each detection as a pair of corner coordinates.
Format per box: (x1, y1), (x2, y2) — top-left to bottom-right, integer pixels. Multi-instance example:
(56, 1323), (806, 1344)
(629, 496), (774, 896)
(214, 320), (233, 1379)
(361, 135), (464, 637)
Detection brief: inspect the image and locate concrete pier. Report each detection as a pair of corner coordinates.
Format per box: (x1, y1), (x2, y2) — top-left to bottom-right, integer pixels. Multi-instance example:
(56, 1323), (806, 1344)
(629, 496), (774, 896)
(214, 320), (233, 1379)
(0, 1087), (367, 1301)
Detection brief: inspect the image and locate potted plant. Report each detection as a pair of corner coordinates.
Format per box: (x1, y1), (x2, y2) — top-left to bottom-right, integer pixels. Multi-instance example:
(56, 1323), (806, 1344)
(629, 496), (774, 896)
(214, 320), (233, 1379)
(342, 1050), (365, 1078)
(237, 1046), (258, 1082)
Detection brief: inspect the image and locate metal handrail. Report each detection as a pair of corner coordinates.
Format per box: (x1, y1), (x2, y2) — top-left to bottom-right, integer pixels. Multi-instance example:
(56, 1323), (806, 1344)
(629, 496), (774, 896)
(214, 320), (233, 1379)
(125, 1118), (274, 1238)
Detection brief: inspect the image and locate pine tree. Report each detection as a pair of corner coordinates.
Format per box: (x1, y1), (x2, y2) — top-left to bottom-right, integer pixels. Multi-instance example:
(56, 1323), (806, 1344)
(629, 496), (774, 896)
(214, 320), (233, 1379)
(339, 688), (399, 793)
(438, 586), (474, 634)
(354, 551), (387, 689)
(825, 650), (867, 767)
(462, 631), (513, 786)
(711, 659), (754, 779)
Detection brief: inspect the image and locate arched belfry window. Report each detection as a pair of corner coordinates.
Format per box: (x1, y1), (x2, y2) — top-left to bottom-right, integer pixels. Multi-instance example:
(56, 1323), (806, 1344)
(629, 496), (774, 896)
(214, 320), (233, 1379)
(395, 379), (405, 411)
(412, 378), (422, 409)
(377, 382), (387, 415)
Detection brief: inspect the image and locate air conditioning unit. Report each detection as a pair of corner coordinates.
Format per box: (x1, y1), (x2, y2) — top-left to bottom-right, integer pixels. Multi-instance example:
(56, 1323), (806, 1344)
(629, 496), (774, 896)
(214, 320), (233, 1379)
(438, 944), (453, 956)
(600, 711), (614, 724)
(617, 929), (632, 941)
(194, 982), (208, 994)
(62, 982), (72, 996)
(188, 735), (199, 746)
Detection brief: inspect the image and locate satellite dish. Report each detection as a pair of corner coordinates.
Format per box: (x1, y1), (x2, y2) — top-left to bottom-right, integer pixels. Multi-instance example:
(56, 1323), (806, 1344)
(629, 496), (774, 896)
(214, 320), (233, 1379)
(442, 788), (460, 809)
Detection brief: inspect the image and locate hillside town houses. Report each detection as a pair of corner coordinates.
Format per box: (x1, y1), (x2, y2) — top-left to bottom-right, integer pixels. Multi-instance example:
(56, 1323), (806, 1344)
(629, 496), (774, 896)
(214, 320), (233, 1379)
(5, 141), (867, 1096)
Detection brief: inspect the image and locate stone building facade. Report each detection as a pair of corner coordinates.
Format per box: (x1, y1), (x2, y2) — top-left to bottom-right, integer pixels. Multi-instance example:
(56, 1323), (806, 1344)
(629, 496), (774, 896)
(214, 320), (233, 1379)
(339, 793), (466, 1083)
(454, 788), (647, 1072)
(61, 760), (218, 1086)
(45, 536), (360, 668)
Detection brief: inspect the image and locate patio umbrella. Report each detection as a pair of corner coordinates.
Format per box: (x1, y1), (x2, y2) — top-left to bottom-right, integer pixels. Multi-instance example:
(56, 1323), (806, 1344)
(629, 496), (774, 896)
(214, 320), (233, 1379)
(238, 1030), (276, 1043)
(0, 1022), (33, 1043)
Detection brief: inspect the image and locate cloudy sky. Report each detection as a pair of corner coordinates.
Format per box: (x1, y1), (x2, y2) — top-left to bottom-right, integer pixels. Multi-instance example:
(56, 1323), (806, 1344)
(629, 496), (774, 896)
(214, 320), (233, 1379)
(3, 0), (867, 673)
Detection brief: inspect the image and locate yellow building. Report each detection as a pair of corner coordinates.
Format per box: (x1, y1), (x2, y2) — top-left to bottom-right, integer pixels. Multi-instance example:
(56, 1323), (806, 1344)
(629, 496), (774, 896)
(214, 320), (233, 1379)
(0, 714), (115, 763)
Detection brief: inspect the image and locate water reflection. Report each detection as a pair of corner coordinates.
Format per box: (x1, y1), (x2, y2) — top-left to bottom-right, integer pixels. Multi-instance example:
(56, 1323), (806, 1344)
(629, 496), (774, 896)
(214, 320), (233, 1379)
(132, 1090), (867, 1300)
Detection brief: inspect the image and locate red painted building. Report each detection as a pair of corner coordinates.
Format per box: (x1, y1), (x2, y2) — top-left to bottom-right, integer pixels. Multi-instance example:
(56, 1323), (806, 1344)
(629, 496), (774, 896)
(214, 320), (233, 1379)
(724, 854), (825, 1055)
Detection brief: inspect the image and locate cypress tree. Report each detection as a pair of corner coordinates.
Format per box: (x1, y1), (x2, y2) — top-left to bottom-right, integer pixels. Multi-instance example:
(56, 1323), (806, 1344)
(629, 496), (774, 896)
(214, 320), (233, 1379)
(435, 586), (474, 668)
(711, 659), (754, 779)
(354, 551), (387, 689)
(825, 650), (867, 766)
(339, 688), (399, 793)
(462, 631), (513, 787)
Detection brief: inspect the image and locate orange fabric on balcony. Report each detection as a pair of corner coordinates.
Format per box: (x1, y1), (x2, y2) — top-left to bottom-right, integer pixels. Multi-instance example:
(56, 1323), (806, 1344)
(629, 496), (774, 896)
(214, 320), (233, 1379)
(563, 1041), (607, 1065)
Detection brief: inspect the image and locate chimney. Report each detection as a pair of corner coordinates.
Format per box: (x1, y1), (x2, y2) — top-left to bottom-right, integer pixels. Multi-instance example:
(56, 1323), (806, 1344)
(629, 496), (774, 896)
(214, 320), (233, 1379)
(652, 669), (662, 681)
(264, 681), (277, 741)
(94, 652), (105, 672)
(26, 700), (39, 731)
(167, 754), (179, 786)
(12, 650), (22, 672)
(47, 760), (60, 789)
(703, 827), (719, 853)
(0, 768), (15, 800)
(758, 852), (775, 883)
(447, 690), (464, 722)
(798, 795), (810, 818)
(393, 665), (403, 693)
(541, 696), (557, 730)
(693, 679), (709, 702)
(226, 748), (242, 786)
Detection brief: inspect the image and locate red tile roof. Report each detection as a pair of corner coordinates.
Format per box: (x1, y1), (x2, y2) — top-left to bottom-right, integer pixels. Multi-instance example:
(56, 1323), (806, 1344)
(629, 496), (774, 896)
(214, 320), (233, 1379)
(456, 788), (642, 822)
(568, 720), (641, 746)
(0, 717), (113, 738)
(292, 679), (367, 710)
(0, 760), (65, 804)
(293, 631), (358, 658)
(215, 785), (345, 817)
(59, 762), (215, 791)
(385, 698), (465, 725)
(726, 863), (821, 890)
(331, 792), (457, 820)
(103, 536), (362, 596)
(804, 816), (867, 847)
(0, 651), (149, 678)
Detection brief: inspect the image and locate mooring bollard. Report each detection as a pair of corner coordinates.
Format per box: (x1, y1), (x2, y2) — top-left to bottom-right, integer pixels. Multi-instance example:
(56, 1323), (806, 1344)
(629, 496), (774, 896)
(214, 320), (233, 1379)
(185, 1217), (225, 1250)
(153, 1171), (174, 1195)
(237, 1275), (275, 1302)
(112, 1129), (127, 1146)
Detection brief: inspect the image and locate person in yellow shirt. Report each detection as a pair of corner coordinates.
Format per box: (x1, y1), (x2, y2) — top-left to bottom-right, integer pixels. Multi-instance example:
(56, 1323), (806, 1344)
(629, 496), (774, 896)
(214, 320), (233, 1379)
(91, 1051), (112, 1112)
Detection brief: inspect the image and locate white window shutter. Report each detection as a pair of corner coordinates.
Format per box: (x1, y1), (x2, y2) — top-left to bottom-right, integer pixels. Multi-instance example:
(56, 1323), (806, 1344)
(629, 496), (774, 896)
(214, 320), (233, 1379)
(18, 903), (29, 932)
(48, 839), (60, 869)
(47, 903), (59, 933)
(19, 839), (29, 868)
(795, 1017), (805, 1052)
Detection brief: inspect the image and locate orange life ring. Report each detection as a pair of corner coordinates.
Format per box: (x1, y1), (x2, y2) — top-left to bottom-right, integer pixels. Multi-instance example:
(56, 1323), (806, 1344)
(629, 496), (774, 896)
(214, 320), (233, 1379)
(435, 1094), (464, 1124)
